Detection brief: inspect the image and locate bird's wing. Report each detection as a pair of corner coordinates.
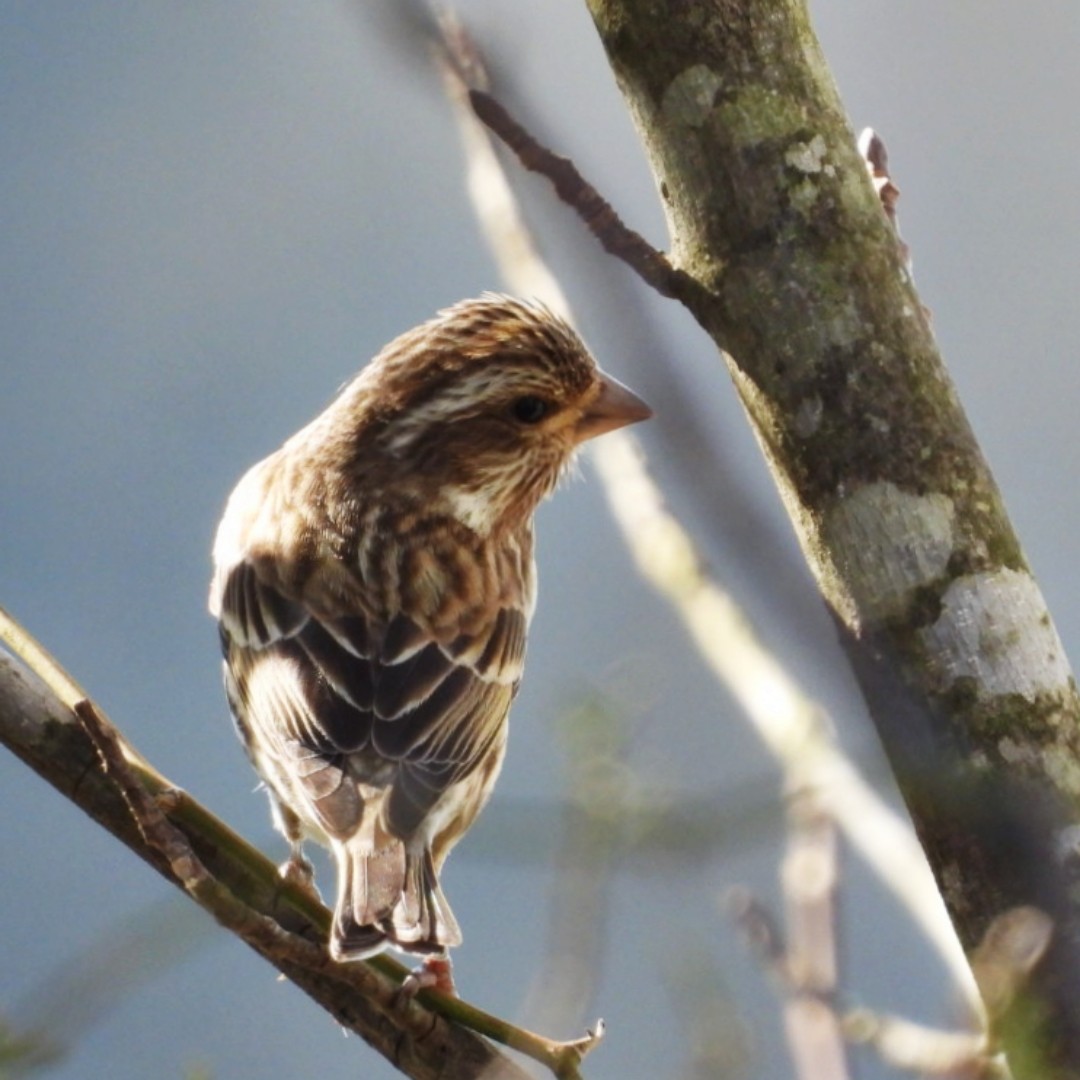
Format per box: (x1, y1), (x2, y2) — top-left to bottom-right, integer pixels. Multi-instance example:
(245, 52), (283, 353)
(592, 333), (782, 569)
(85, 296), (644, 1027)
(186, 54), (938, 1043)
(214, 558), (524, 843)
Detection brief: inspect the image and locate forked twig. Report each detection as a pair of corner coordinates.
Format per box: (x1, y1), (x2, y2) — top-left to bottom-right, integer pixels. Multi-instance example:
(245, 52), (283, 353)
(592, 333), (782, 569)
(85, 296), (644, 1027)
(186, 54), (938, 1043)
(0, 601), (595, 1077)
(76, 700), (608, 1076)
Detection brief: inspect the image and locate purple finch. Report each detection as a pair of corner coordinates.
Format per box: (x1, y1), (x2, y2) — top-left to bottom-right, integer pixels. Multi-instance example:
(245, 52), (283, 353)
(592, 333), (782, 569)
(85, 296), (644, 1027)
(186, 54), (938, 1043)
(209, 295), (650, 981)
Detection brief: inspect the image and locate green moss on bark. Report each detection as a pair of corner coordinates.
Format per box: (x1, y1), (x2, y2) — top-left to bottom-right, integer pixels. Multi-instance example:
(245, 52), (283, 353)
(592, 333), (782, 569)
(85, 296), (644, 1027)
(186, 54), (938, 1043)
(586, 2), (1080, 1073)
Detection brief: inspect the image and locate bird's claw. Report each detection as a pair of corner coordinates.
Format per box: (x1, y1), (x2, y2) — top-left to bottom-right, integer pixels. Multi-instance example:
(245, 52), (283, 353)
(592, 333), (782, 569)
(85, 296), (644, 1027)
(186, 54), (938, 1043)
(278, 852), (322, 904)
(395, 954), (457, 1006)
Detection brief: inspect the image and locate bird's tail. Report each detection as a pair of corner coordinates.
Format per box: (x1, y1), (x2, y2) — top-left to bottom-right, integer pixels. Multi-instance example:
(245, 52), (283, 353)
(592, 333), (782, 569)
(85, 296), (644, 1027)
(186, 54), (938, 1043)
(330, 839), (462, 961)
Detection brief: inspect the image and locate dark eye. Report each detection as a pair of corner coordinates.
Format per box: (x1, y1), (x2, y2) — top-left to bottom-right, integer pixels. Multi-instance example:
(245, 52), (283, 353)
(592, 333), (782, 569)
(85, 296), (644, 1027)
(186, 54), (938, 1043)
(511, 395), (550, 424)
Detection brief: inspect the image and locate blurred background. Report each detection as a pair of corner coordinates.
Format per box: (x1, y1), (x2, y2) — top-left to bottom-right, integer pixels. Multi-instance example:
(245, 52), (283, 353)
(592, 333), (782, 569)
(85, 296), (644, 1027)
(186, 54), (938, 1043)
(2, 2), (1078, 1077)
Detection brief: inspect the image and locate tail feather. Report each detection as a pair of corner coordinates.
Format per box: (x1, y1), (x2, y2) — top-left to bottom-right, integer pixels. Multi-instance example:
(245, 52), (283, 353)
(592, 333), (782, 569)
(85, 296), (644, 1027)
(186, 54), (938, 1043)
(330, 841), (462, 961)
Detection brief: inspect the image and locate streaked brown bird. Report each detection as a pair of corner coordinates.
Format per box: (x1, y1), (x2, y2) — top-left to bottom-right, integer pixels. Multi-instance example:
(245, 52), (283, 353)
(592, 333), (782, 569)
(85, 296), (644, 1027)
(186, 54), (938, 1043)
(209, 294), (650, 988)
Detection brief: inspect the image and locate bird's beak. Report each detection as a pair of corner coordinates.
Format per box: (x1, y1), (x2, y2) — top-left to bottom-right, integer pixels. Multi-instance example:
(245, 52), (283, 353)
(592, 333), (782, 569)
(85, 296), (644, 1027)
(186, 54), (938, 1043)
(573, 373), (653, 444)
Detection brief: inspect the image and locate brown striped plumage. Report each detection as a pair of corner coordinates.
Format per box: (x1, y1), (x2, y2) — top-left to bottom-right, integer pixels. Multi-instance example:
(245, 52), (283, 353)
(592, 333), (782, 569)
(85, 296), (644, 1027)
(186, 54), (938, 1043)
(209, 295), (650, 978)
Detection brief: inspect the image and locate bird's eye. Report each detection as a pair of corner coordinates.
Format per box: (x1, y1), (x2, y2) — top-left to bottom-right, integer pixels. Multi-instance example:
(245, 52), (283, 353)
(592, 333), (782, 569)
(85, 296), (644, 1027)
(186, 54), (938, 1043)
(511, 395), (550, 424)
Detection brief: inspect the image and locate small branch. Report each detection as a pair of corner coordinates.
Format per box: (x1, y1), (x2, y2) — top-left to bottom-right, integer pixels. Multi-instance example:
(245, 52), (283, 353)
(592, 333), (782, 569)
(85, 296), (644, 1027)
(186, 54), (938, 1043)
(0, 633), (542, 1079)
(434, 12), (695, 303)
(735, 795), (1008, 1079)
(0, 601), (91, 711)
(73, 698), (337, 980)
(417, 991), (604, 1080)
(970, 906), (1055, 1031)
(843, 1010), (999, 1078)
(732, 792), (850, 1080)
(466, 88), (687, 298)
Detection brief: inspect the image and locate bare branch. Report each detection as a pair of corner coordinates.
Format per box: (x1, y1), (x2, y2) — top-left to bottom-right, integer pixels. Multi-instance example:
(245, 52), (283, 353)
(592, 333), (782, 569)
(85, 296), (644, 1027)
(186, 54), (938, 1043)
(466, 88), (689, 298)
(0, 633), (539, 1080)
(435, 13), (695, 304)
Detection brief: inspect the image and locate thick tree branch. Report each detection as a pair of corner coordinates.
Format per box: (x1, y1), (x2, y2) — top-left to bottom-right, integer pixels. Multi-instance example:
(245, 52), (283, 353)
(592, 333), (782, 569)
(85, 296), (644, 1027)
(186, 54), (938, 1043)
(575, 2), (1080, 1076)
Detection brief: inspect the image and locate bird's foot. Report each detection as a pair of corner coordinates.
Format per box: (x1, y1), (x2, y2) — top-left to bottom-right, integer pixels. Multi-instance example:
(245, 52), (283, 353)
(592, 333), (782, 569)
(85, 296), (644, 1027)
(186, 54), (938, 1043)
(278, 850), (322, 904)
(396, 954), (457, 1004)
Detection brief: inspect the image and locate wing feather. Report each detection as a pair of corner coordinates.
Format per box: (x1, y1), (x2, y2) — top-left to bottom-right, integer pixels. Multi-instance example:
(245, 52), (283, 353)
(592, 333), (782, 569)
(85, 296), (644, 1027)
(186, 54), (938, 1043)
(217, 560), (306, 647)
(216, 550), (527, 845)
(296, 619), (376, 714)
(373, 643), (457, 720)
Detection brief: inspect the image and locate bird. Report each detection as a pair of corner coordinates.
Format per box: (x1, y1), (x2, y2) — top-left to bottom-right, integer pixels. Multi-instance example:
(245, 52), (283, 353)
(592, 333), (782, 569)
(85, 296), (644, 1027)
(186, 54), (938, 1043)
(209, 294), (651, 990)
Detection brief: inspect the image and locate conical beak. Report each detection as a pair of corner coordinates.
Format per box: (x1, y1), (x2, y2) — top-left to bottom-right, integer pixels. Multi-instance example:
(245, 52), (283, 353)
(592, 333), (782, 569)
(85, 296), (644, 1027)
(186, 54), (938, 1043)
(573, 372), (653, 445)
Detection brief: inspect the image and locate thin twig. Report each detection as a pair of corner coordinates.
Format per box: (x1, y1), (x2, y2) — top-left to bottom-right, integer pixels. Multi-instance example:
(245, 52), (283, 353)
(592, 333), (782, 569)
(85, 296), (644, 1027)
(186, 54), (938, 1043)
(843, 1009), (999, 1077)
(466, 89), (686, 298)
(434, 11), (693, 303)
(417, 993), (603, 1079)
(84, 696), (609, 1080)
(730, 804), (851, 1080)
(0, 603), (588, 1078)
(73, 699), (335, 977)
(969, 906), (1054, 1030)
(0, 602), (91, 711)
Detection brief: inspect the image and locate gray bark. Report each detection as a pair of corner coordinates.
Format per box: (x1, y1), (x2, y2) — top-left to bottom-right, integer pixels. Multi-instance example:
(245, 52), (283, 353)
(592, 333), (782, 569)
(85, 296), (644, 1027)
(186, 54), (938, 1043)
(585, 1), (1080, 1074)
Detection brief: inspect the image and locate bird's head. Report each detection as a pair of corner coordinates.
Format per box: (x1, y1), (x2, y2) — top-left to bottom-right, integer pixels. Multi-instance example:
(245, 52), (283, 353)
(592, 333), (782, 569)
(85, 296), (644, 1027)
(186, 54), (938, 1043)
(331, 295), (652, 535)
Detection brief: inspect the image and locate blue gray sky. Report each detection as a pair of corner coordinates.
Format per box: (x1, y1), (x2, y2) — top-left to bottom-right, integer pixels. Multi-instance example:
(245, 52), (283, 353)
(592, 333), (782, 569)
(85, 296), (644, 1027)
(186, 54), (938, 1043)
(3, 3), (1079, 1078)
